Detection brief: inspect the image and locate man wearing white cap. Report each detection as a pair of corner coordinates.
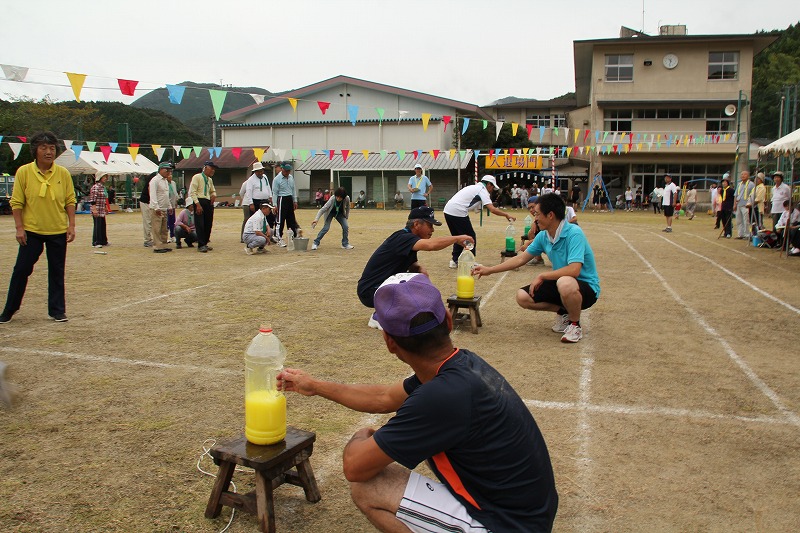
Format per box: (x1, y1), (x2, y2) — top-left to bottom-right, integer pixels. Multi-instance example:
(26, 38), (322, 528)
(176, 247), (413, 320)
(242, 202), (274, 254)
(89, 171), (109, 247)
(407, 163), (433, 209)
(442, 175), (516, 268)
(149, 162), (174, 253)
(241, 162), (272, 240)
(278, 273), (558, 532)
(770, 171), (791, 231)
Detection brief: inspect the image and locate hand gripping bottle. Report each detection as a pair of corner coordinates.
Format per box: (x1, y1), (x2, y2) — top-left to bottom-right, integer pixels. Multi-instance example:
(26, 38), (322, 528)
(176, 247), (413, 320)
(523, 214), (533, 238)
(456, 245), (476, 299)
(505, 222), (517, 253)
(244, 326), (287, 445)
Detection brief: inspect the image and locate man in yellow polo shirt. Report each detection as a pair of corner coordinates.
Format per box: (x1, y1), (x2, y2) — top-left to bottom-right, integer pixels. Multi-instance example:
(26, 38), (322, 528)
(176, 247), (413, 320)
(0, 131), (76, 323)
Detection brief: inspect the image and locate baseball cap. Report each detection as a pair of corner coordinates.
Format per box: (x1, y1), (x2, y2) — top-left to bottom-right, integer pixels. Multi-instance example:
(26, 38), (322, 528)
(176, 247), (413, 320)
(480, 175), (498, 188)
(203, 161), (219, 169)
(281, 162), (292, 170)
(374, 273), (446, 337)
(408, 206), (442, 226)
(158, 162), (175, 170)
(260, 202), (274, 209)
(414, 163), (423, 169)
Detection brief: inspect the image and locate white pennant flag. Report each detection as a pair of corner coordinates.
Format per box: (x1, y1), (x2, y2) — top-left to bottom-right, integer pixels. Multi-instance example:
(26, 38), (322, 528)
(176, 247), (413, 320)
(9, 142), (23, 159)
(495, 121), (504, 141)
(273, 148), (285, 161)
(398, 110), (409, 123)
(156, 147), (166, 161)
(172, 145), (181, 157)
(1, 64), (28, 81)
(250, 93), (266, 105)
(63, 140), (73, 151)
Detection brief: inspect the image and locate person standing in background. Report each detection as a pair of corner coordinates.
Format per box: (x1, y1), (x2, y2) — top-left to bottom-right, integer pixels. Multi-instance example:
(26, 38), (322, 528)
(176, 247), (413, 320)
(407, 163), (432, 209)
(272, 162), (300, 246)
(189, 161), (218, 253)
(753, 173), (767, 229)
(770, 171), (791, 231)
(89, 171), (109, 247)
(684, 183), (697, 220)
(139, 171), (156, 247)
(149, 162), (173, 254)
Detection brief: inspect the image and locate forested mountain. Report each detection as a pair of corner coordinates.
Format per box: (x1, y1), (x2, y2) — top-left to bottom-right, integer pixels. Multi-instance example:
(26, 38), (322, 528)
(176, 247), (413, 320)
(751, 23), (800, 140)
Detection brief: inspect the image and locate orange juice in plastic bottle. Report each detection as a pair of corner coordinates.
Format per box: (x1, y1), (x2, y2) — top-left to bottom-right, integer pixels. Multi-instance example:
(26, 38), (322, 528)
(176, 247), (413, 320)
(244, 326), (287, 445)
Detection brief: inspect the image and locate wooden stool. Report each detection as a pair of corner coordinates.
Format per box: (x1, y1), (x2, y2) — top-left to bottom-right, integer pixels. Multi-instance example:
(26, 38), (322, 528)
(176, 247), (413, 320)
(500, 250), (519, 270)
(447, 295), (483, 334)
(205, 426), (321, 533)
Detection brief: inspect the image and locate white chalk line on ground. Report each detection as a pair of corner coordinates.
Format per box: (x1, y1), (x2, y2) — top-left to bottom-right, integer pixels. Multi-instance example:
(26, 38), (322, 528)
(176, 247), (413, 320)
(574, 314), (597, 532)
(656, 233), (800, 315)
(684, 232), (797, 275)
(612, 229), (800, 427)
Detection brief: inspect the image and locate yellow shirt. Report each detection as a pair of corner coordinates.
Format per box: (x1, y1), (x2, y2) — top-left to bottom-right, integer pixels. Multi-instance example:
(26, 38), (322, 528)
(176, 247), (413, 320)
(189, 172), (216, 201)
(11, 162), (76, 234)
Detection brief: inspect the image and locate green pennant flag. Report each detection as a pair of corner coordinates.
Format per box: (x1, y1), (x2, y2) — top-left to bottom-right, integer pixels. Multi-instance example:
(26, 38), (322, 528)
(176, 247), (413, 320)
(209, 89), (227, 120)
(376, 107), (385, 124)
(482, 120), (488, 129)
(291, 149), (298, 158)
(86, 141), (96, 152)
(181, 147), (192, 159)
(193, 146), (203, 157)
(397, 150), (405, 160)
(459, 150), (466, 160)
(380, 150), (387, 159)
(300, 149), (309, 161)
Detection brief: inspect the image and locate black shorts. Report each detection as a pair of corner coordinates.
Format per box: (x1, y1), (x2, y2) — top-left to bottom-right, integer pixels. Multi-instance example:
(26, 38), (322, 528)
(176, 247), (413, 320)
(663, 205), (675, 217)
(521, 279), (597, 310)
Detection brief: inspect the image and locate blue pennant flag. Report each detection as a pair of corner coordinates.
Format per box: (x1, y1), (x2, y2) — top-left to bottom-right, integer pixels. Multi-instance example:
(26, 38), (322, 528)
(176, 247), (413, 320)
(73, 145), (83, 160)
(461, 118), (470, 135)
(347, 104), (359, 126)
(166, 84), (186, 105)
(109, 142), (118, 152)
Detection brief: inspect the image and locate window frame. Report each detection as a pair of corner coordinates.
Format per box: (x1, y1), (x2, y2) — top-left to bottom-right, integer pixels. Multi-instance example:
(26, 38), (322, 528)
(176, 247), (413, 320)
(605, 54), (634, 82)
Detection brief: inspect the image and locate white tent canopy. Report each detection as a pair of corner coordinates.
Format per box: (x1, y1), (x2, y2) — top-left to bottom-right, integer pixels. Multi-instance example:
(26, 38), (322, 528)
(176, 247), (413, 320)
(758, 127), (800, 157)
(55, 150), (158, 175)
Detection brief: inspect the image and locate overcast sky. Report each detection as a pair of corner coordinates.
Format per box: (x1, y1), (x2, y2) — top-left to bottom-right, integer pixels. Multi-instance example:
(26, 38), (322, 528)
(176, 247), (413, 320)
(2, 0), (796, 107)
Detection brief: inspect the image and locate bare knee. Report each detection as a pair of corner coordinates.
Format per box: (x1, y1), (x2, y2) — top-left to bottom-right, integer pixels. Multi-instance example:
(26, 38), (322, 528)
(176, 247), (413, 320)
(516, 288), (533, 308)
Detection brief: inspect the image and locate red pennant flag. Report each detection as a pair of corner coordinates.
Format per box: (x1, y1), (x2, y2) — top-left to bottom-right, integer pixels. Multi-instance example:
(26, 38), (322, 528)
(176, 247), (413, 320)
(442, 115), (451, 132)
(584, 129), (590, 143)
(231, 147), (242, 159)
(318, 101), (331, 115)
(526, 124), (533, 139)
(509, 148), (516, 156)
(613, 145), (619, 153)
(117, 79), (139, 96)
(341, 149), (350, 162)
(432, 150), (440, 159)
(328, 149), (334, 160)
(489, 149), (495, 157)
(18, 136), (27, 142)
(413, 150), (421, 159)
(100, 145), (112, 162)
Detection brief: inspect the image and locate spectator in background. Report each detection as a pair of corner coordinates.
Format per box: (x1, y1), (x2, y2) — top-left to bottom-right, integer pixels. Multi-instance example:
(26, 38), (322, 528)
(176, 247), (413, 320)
(149, 162), (174, 254)
(719, 177), (734, 238)
(733, 170), (754, 239)
(394, 190), (404, 209)
(407, 163), (432, 209)
(315, 188), (324, 207)
(355, 190), (366, 209)
(753, 173), (767, 229)
(139, 171), (156, 247)
(166, 167), (178, 243)
(770, 171), (791, 231)
(684, 183), (697, 220)
(710, 183), (720, 226)
(189, 161), (218, 253)
(89, 171), (109, 248)
(272, 162), (300, 246)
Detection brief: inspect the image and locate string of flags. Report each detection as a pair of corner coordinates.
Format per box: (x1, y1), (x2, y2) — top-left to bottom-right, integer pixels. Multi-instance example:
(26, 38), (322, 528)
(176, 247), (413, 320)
(1, 63), (740, 163)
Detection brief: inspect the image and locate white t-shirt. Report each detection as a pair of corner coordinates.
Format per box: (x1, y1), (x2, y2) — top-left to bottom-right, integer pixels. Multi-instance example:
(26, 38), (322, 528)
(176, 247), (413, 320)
(771, 183), (791, 213)
(662, 183), (679, 206)
(443, 183), (492, 217)
(566, 206), (577, 222)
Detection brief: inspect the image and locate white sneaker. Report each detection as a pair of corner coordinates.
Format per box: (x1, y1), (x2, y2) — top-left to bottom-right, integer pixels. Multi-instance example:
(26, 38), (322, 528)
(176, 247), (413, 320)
(278, 239), (287, 247)
(271, 235), (281, 243)
(561, 323), (583, 343)
(244, 245), (255, 255)
(552, 314), (570, 333)
(367, 313), (383, 330)
(449, 260), (458, 269)
(342, 244), (354, 250)
(527, 257), (543, 266)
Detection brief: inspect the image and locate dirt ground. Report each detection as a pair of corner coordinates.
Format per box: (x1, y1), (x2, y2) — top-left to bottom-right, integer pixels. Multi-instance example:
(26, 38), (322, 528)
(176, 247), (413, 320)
(0, 205), (798, 532)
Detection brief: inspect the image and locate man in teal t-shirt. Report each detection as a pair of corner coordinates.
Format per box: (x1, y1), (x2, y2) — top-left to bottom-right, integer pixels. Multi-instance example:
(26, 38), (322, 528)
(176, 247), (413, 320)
(473, 193), (600, 344)
(407, 163), (432, 209)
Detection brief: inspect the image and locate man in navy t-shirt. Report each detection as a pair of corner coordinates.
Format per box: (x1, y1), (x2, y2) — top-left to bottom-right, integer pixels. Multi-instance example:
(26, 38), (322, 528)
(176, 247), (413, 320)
(357, 206), (473, 329)
(279, 273), (558, 532)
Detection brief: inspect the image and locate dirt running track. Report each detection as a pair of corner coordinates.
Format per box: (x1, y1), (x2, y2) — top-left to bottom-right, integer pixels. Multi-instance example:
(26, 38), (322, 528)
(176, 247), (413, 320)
(0, 207), (798, 532)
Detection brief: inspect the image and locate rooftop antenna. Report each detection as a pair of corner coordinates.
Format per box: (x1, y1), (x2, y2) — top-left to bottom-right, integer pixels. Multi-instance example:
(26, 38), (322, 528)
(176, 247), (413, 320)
(641, 0), (645, 33)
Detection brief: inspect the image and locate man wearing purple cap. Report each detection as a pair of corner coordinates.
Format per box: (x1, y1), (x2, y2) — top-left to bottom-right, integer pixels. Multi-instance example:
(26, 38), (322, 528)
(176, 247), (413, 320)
(357, 206), (474, 328)
(188, 161), (218, 253)
(279, 273), (558, 532)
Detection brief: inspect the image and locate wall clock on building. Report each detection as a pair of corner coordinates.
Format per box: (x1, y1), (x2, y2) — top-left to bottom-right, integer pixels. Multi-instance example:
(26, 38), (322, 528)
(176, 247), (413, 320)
(663, 53), (679, 69)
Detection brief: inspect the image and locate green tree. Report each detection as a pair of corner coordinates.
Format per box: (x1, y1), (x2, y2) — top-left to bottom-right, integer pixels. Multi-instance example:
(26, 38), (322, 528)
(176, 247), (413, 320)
(752, 23), (800, 139)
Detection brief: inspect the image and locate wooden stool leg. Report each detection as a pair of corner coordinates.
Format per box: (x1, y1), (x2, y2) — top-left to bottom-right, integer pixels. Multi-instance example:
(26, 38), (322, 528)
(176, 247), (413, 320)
(475, 308), (482, 327)
(255, 470), (276, 533)
(296, 459), (322, 503)
(469, 308), (479, 334)
(448, 303), (458, 319)
(205, 461), (236, 519)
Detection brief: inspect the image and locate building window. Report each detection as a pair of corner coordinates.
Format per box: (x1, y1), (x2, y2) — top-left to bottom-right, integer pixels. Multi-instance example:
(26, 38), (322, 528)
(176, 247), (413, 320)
(553, 114), (566, 128)
(705, 109), (734, 133)
(708, 52), (739, 80)
(605, 54), (634, 82)
(604, 110), (632, 132)
(526, 114), (550, 128)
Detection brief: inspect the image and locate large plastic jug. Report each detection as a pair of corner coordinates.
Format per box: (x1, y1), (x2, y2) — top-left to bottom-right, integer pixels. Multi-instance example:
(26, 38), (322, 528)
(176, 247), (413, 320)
(505, 223), (516, 252)
(244, 326), (287, 445)
(456, 246), (476, 299)
(523, 214), (533, 237)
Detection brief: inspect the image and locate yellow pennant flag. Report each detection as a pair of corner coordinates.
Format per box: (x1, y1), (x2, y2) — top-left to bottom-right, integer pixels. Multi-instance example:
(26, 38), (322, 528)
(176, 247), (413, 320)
(574, 129), (580, 144)
(151, 144), (161, 157)
(567, 147), (573, 157)
(128, 146), (139, 161)
(253, 148), (265, 161)
(522, 147), (529, 155)
(65, 72), (87, 102)
(421, 113), (431, 131)
(362, 150), (369, 161)
(288, 98), (298, 112)
(511, 122), (519, 136)
(449, 149), (456, 159)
